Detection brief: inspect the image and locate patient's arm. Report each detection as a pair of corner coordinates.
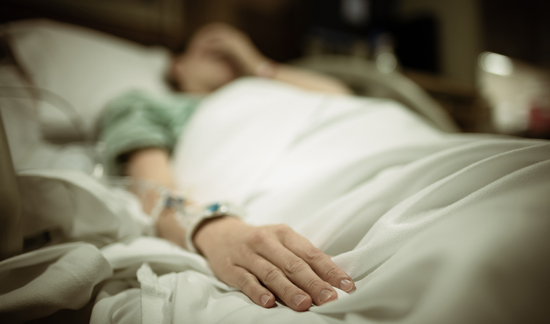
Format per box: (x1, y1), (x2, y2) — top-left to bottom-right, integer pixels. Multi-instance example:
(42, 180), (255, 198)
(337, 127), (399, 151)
(125, 148), (356, 311)
(268, 64), (352, 95)
(189, 23), (352, 95)
(126, 147), (175, 214)
(194, 217), (356, 311)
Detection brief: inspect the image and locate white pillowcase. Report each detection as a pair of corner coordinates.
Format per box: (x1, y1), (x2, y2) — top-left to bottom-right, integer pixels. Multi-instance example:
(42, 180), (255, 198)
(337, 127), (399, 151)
(3, 19), (173, 142)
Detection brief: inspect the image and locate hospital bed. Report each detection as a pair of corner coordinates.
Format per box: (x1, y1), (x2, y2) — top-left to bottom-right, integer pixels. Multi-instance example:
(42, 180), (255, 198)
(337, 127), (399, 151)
(1, 19), (549, 324)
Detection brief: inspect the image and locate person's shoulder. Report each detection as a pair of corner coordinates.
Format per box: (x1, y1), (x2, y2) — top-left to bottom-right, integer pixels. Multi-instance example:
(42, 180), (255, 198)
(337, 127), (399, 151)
(165, 91), (204, 107)
(106, 89), (202, 113)
(111, 89), (158, 102)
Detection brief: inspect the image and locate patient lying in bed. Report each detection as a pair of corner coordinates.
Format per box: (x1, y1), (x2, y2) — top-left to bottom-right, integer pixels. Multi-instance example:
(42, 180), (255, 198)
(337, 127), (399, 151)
(2, 19), (549, 324)
(100, 23), (356, 312)
(94, 75), (550, 323)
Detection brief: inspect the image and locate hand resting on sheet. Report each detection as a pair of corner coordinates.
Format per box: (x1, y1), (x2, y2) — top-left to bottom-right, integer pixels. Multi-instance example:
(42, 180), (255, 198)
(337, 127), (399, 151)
(194, 217), (355, 311)
(115, 22), (355, 311)
(126, 148), (355, 311)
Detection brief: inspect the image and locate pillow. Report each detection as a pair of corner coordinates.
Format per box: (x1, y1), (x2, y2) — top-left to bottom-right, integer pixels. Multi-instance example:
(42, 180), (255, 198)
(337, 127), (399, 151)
(2, 19), (173, 142)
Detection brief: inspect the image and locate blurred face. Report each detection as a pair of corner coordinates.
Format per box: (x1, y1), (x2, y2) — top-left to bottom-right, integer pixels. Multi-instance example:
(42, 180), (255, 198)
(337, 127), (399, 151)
(172, 47), (237, 94)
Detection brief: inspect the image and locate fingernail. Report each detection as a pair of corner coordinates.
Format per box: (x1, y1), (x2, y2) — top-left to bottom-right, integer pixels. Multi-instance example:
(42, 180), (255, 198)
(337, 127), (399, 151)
(340, 279), (352, 291)
(293, 294), (307, 306)
(319, 289), (333, 302)
(261, 295), (270, 306)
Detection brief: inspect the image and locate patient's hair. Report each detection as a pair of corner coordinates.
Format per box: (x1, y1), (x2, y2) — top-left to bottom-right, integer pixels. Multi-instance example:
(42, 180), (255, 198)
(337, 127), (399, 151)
(165, 54), (181, 92)
(165, 43), (189, 92)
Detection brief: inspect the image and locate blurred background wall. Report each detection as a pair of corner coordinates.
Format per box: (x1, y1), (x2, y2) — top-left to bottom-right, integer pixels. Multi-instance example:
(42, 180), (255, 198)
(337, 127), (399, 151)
(1, 0), (548, 134)
(2, 0), (547, 79)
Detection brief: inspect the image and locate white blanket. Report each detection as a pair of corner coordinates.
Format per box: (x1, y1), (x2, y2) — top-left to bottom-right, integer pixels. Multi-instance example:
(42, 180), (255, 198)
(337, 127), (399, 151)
(2, 79), (549, 323)
(101, 79), (550, 323)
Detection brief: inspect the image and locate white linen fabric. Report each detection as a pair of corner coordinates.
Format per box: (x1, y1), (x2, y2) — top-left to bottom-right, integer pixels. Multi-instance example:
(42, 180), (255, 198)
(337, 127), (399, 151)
(168, 79), (550, 323)
(0, 169), (153, 323)
(0, 242), (112, 323)
(2, 79), (549, 323)
(97, 79), (550, 323)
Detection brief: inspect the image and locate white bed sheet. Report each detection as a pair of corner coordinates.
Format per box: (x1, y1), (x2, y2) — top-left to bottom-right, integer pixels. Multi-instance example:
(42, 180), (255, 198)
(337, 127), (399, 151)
(1, 79), (549, 323)
(99, 79), (550, 323)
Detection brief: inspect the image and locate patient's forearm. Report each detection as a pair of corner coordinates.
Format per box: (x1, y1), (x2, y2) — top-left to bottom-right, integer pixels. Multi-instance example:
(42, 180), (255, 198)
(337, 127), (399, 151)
(122, 147), (356, 312)
(156, 208), (188, 249)
(126, 147), (174, 188)
(125, 148), (190, 248)
(125, 147), (175, 214)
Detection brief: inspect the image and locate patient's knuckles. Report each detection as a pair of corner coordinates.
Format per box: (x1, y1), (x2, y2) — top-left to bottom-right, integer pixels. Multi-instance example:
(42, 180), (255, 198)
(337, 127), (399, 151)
(305, 278), (324, 294)
(284, 258), (308, 275)
(246, 228), (271, 246)
(303, 247), (324, 263)
(237, 272), (253, 288)
(241, 275), (261, 296)
(281, 283), (299, 299)
(323, 266), (342, 282)
(262, 267), (284, 284)
(271, 224), (292, 236)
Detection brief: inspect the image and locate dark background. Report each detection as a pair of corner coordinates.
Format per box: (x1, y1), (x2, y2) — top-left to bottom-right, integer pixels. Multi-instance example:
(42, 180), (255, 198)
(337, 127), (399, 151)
(2, 0), (548, 79)
(1, 0), (548, 132)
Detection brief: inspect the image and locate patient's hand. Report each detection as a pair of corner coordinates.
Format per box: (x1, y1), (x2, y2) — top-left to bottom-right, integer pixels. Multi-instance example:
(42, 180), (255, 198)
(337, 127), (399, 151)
(189, 23), (266, 76)
(194, 217), (355, 311)
(186, 22), (352, 94)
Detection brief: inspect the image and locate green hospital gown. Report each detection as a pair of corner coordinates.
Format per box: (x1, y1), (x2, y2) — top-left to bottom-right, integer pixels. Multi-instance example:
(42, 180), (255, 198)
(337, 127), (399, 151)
(99, 90), (201, 175)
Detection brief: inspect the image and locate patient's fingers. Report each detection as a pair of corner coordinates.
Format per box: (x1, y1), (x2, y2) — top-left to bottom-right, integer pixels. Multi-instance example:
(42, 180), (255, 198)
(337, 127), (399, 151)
(236, 252), (312, 311)
(253, 239), (338, 306)
(278, 225), (356, 293)
(221, 264), (275, 308)
(194, 219), (353, 312)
